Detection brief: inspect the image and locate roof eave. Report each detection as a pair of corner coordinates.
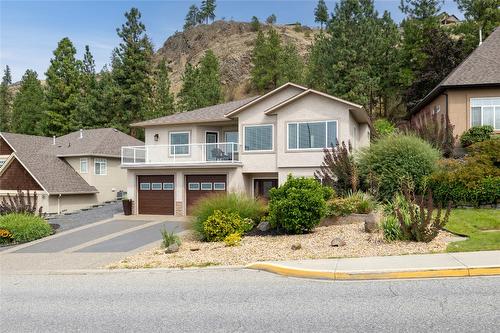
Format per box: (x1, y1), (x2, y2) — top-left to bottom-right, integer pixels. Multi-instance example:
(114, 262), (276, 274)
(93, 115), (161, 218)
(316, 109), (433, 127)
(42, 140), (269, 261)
(131, 118), (235, 128)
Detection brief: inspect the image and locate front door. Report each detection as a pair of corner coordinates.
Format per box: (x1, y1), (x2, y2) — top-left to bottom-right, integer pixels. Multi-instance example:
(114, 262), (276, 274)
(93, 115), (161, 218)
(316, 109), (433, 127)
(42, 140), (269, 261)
(254, 179), (278, 201)
(206, 132), (218, 161)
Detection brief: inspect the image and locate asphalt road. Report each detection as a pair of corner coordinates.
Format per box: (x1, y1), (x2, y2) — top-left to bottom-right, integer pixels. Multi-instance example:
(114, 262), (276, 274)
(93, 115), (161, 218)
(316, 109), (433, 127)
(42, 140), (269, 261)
(1, 269), (499, 332)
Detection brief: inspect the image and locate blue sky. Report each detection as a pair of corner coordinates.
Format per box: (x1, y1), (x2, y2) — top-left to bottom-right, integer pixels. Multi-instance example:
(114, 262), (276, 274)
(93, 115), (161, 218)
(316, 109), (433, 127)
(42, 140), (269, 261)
(1, 0), (462, 82)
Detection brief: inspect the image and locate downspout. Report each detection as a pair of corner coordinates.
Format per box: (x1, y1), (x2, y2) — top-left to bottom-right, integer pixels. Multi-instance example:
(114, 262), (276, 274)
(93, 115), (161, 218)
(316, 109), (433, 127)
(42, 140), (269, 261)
(57, 194), (62, 215)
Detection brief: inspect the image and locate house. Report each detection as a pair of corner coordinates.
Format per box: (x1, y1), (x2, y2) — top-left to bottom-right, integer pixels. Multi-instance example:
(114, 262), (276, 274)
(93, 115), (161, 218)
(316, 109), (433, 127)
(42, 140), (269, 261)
(410, 26), (500, 137)
(121, 83), (371, 216)
(0, 128), (143, 214)
(439, 12), (460, 26)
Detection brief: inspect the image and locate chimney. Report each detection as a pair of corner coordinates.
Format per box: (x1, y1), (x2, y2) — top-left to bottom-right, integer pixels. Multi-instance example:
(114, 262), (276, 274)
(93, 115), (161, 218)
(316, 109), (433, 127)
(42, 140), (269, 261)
(79, 129), (83, 139)
(52, 136), (56, 145)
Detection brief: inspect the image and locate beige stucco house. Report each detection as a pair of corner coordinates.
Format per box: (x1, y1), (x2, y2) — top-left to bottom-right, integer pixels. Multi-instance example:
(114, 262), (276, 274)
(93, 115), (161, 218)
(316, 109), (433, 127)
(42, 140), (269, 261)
(0, 128), (143, 214)
(122, 83), (371, 216)
(410, 26), (500, 137)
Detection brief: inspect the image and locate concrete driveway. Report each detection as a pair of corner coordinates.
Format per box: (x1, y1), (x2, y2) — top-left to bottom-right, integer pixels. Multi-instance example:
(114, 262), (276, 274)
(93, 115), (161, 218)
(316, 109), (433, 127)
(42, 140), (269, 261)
(0, 215), (190, 273)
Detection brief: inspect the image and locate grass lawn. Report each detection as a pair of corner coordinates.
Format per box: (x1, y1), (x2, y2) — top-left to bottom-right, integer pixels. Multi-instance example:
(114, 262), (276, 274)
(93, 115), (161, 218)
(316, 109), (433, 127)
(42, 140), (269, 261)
(445, 209), (500, 252)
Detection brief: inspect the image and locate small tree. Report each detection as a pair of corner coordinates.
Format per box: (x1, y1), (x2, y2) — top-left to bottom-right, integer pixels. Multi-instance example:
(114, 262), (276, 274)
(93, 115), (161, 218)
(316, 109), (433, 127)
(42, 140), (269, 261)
(149, 59), (175, 119)
(314, 141), (358, 196)
(200, 0), (216, 24)
(250, 16), (260, 31)
(0, 65), (12, 132)
(184, 4), (200, 29)
(266, 14), (277, 25)
(314, 0), (329, 30)
(11, 70), (45, 135)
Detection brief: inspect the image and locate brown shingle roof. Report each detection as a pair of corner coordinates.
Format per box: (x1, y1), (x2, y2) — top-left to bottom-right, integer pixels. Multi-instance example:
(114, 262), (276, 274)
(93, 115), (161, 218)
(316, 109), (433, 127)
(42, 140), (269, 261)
(131, 97), (259, 127)
(0, 129), (143, 194)
(411, 26), (500, 114)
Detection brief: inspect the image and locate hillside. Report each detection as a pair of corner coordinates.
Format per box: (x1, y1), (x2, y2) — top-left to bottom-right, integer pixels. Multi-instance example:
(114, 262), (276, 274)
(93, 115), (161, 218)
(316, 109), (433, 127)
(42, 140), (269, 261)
(156, 21), (316, 101)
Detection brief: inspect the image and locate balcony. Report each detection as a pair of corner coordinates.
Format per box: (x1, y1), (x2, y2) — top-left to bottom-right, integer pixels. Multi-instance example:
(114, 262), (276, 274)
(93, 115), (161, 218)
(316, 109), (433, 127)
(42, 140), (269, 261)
(121, 142), (240, 167)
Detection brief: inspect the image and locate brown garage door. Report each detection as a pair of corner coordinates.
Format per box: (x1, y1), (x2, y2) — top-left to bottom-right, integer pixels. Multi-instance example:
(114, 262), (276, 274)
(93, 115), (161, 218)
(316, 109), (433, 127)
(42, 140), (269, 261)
(138, 175), (175, 215)
(186, 175), (227, 215)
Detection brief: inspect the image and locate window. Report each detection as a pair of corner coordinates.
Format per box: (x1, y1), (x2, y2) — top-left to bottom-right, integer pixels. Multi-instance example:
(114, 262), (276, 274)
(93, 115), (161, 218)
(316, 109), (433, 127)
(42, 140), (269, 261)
(224, 131), (239, 143)
(288, 121), (337, 150)
(188, 183), (200, 190)
(0, 158), (6, 169)
(214, 182), (226, 190)
(433, 105), (441, 115)
(94, 158), (107, 175)
(140, 183), (150, 190)
(170, 132), (190, 155)
(163, 183), (174, 191)
(471, 97), (500, 130)
(151, 183), (162, 190)
(80, 158), (88, 174)
(201, 182), (213, 190)
(244, 125), (273, 151)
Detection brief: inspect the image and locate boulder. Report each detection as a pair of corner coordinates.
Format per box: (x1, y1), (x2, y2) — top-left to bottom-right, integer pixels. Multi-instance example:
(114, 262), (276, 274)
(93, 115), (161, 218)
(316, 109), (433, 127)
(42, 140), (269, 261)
(165, 243), (179, 254)
(257, 221), (271, 232)
(330, 238), (346, 247)
(291, 243), (302, 250)
(364, 212), (379, 233)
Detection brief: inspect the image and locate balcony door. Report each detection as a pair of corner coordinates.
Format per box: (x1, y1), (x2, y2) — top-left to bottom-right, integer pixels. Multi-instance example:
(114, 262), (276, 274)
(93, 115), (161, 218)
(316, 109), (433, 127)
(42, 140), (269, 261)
(206, 132), (218, 161)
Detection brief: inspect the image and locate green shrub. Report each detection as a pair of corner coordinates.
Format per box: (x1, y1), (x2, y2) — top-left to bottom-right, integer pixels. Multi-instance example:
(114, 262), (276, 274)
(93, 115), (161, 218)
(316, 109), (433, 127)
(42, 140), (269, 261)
(268, 175), (332, 234)
(381, 215), (403, 241)
(160, 228), (181, 248)
(326, 191), (376, 217)
(373, 119), (396, 138)
(223, 233), (242, 247)
(460, 125), (494, 147)
(201, 210), (253, 242)
(467, 136), (500, 165)
(0, 213), (52, 243)
(358, 134), (440, 201)
(192, 193), (266, 235)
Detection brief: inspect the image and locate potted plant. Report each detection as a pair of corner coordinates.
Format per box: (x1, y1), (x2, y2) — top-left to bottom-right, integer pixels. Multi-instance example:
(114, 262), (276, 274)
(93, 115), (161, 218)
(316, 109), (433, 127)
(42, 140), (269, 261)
(122, 196), (132, 216)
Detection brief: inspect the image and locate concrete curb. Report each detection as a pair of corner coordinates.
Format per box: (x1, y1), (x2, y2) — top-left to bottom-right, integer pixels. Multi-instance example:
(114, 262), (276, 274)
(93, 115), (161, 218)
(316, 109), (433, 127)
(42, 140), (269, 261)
(246, 263), (500, 281)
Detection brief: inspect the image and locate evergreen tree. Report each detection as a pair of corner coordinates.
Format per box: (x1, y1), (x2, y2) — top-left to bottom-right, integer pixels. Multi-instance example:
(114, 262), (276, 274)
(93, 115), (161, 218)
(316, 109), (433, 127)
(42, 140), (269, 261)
(11, 70), (45, 135)
(0, 65), (12, 132)
(72, 45), (99, 129)
(149, 59), (175, 119)
(184, 4), (200, 29)
(178, 50), (222, 111)
(251, 29), (282, 91)
(399, 0), (443, 19)
(251, 16), (261, 31)
(266, 14), (277, 25)
(278, 43), (304, 86)
(314, 0), (329, 30)
(94, 65), (119, 128)
(112, 7), (154, 136)
(200, 0), (216, 24)
(42, 37), (82, 136)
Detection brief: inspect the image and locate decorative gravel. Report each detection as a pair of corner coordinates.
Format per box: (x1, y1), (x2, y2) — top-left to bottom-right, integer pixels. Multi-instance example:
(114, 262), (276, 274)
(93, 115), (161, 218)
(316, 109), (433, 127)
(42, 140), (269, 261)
(107, 222), (452, 269)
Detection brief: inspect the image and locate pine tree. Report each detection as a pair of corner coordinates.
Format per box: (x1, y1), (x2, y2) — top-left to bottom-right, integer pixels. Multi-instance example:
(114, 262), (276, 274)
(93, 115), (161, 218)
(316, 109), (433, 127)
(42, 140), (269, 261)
(94, 65), (118, 128)
(178, 63), (201, 111)
(72, 45), (99, 129)
(11, 70), (45, 135)
(42, 37), (82, 136)
(0, 65), (12, 132)
(314, 0), (329, 30)
(251, 16), (261, 31)
(112, 7), (154, 136)
(149, 59), (175, 119)
(184, 4), (200, 29)
(399, 0), (443, 19)
(278, 43), (304, 86)
(200, 0), (216, 24)
(266, 14), (277, 25)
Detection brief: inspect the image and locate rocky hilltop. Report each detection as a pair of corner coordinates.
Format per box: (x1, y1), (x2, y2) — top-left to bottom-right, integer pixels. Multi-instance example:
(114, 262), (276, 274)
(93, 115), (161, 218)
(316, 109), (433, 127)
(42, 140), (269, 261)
(156, 20), (316, 100)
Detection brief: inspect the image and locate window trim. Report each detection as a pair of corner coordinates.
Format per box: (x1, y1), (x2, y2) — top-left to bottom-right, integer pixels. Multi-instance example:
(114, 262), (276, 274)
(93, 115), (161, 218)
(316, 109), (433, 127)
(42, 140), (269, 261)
(243, 124), (274, 152)
(188, 182), (200, 191)
(163, 182), (174, 191)
(213, 182), (226, 191)
(94, 158), (107, 176)
(286, 120), (339, 151)
(169, 131), (191, 156)
(201, 182), (213, 191)
(79, 158), (88, 174)
(140, 183), (151, 191)
(151, 183), (162, 191)
(470, 97), (500, 130)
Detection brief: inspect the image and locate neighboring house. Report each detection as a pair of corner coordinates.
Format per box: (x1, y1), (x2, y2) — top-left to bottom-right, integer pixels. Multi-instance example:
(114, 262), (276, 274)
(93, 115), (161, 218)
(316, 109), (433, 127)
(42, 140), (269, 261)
(122, 83), (371, 216)
(410, 27), (500, 137)
(0, 128), (143, 214)
(439, 12), (460, 26)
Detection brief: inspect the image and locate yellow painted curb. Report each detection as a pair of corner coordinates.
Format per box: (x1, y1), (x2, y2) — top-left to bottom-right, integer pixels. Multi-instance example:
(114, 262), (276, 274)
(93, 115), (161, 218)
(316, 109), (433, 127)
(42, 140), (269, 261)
(246, 263), (500, 281)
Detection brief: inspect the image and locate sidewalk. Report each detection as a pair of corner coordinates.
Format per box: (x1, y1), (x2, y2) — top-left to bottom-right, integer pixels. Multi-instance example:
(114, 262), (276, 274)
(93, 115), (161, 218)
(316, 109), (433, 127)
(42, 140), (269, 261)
(246, 251), (500, 280)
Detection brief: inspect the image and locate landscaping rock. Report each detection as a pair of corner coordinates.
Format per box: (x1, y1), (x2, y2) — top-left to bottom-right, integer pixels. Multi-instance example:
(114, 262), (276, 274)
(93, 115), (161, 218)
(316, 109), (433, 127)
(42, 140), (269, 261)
(257, 221), (271, 232)
(291, 243), (302, 250)
(165, 243), (179, 254)
(364, 212), (379, 233)
(330, 238), (346, 247)
(190, 247), (200, 251)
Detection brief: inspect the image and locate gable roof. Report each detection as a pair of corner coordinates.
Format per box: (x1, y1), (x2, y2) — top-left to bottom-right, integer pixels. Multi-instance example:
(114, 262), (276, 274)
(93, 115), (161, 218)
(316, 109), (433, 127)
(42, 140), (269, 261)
(131, 97), (258, 127)
(0, 128), (142, 195)
(411, 26), (500, 114)
(224, 82), (308, 117)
